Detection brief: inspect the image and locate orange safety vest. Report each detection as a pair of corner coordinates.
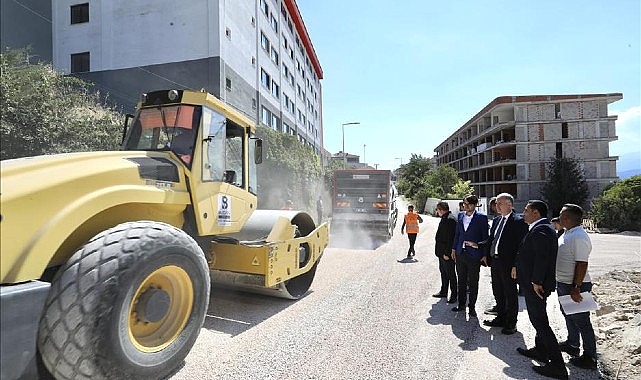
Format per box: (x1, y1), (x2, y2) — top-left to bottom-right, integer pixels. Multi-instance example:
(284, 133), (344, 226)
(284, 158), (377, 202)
(404, 212), (420, 234)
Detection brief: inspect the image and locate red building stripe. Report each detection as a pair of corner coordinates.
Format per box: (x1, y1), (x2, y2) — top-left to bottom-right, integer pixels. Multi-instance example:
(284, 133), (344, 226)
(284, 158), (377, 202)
(284, 0), (323, 79)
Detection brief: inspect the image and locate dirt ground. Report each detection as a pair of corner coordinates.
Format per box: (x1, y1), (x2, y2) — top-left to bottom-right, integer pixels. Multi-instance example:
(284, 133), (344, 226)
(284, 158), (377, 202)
(591, 269), (641, 380)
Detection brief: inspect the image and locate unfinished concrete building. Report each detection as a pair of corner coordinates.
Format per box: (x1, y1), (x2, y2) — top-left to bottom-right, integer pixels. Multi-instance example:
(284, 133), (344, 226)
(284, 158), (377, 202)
(434, 93), (623, 210)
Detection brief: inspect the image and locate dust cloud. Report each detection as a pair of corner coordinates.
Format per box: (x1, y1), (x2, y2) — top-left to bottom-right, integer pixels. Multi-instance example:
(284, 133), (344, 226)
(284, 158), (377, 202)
(328, 223), (387, 250)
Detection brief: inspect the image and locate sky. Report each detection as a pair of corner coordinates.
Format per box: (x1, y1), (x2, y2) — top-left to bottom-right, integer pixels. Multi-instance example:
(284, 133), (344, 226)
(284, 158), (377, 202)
(296, 0), (641, 171)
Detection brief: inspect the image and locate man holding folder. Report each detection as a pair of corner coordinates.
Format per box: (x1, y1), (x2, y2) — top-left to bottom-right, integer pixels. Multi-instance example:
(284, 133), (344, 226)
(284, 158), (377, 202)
(556, 204), (598, 370)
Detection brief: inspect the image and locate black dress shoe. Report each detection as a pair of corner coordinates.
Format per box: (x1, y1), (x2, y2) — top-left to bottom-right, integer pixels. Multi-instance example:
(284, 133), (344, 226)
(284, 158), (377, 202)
(432, 293), (447, 298)
(451, 306), (464, 312)
(501, 326), (517, 335)
(447, 297), (457, 304)
(468, 308), (477, 317)
(568, 354), (597, 369)
(532, 363), (568, 379)
(517, 347), (548, 362)
(483, 318), (505, 327)
(558, 340), (580, 357)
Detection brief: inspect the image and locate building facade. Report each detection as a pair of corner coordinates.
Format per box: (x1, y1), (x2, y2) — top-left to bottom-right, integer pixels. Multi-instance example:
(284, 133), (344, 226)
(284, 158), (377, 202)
(1, 0), (324, 156)
(434, 94), (623, 210)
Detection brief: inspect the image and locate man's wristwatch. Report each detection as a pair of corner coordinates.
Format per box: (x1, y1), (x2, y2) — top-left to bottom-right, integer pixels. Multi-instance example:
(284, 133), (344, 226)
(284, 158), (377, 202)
(573, 283), (581, 290)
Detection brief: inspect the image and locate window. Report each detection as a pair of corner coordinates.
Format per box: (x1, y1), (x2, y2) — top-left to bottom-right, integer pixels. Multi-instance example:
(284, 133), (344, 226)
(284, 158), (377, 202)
(556, 142), (563, 159)
(270, 14), (278, 32)
(260, 69), (271, 89)
(271, 81), (280, 99)
(283, 93), (291, 112)
(271, 114), (280, 131)
(260, 31), (270, 52)
(261, 106), (271, 126)
(71, 3), (89, 24)
(270, 47), (279, 65)
(562, 122), (568, 138)
(225, 77), (232, 91)
(260, 0), (269, 16)
(70, 52), (90, 73)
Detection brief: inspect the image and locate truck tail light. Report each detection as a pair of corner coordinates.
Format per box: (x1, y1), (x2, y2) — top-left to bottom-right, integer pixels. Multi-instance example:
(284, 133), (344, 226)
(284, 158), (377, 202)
(373, 203), (387, 209)
(336, 202), (350, 207)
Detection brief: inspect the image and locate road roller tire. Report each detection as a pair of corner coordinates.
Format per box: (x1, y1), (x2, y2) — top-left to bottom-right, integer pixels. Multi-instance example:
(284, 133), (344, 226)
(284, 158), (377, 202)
(37, 221), (210, 380)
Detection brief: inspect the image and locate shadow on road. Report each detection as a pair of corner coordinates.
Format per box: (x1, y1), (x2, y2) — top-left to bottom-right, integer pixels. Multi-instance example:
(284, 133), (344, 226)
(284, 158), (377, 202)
(201, 286), (312, 337)
(426, 298), (531, 378)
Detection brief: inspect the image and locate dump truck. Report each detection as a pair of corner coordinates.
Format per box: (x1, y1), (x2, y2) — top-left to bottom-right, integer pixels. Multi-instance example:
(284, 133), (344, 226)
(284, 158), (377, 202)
(331, 169), (398, 239)
(0, 89), (329, 380)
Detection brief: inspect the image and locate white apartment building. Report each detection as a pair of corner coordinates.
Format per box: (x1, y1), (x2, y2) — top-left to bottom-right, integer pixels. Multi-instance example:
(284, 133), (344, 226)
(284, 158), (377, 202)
(50, 0), (324, 154)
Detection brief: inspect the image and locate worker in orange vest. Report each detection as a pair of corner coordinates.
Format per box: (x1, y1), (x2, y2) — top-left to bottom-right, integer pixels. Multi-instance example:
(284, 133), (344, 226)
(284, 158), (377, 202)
(401, 204), (423, 259)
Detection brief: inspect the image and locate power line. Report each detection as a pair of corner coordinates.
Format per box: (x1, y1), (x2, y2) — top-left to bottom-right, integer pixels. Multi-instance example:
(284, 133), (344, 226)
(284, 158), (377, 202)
(11, 0), (51, 23)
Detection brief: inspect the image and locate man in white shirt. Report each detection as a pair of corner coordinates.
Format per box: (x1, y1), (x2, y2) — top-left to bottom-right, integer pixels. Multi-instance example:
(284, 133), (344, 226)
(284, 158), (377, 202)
(556, 203), (597, 370)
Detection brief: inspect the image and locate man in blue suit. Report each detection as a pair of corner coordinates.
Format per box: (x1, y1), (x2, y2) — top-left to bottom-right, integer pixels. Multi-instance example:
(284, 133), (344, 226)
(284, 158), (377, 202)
(514, 200), (567, 379)
(451, 194), (489, 317)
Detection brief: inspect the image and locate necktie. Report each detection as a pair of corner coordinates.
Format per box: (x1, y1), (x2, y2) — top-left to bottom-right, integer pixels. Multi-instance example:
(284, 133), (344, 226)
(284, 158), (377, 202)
(490, 217), (506, 257)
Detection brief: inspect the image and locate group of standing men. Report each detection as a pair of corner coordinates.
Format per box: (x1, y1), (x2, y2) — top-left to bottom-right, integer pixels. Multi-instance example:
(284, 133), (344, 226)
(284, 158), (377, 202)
(427, 193), (597, 379)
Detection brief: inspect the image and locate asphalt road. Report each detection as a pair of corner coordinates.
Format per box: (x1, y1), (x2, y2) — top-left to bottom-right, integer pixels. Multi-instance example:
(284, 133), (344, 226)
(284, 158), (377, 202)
(169, 206), (640, 380)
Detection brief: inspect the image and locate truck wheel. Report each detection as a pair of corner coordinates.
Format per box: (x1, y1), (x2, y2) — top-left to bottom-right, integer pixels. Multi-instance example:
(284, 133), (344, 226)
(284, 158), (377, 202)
(37, 221), (210, 380)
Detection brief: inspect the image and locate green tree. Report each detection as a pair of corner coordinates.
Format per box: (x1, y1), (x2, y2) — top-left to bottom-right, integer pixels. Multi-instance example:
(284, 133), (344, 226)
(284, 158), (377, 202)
(447, 179), (474, 199)
(1, 48), (123, 160)
(540, 156), (589, 216)
(589, 175), (641, 232)
(395, 154), (434, 210)
(395, 157), (473, 211)
(426, 165), (462, 198)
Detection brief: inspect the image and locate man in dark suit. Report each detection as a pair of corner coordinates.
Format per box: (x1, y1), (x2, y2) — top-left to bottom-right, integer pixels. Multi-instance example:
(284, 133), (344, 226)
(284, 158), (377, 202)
(513, 200), (568, 379)
(483, 193), (528, 335)
(451, 194), (488, 318)
(432, 201), (458, 303)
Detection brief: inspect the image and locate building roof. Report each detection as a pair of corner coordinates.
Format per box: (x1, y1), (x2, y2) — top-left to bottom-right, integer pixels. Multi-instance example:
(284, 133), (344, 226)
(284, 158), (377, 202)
(284, 0), (323, 79)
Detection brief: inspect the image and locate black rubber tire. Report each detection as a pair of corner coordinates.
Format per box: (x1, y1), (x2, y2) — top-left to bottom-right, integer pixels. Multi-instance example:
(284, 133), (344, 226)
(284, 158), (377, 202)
(37, 221), (210, 380)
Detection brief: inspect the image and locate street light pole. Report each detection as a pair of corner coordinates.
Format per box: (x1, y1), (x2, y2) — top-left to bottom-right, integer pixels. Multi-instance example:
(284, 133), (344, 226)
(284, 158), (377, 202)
(395, 157), (403, 167)
(342, 122), (360, 169)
